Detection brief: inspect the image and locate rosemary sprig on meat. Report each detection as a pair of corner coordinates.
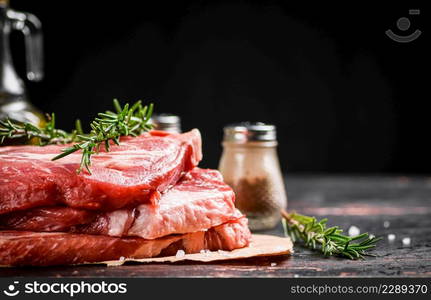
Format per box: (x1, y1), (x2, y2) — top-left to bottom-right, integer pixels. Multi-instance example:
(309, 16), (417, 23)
(1, 99), (154, 174)
(281, 210), (381, 259)
(52, 99), (153, 174)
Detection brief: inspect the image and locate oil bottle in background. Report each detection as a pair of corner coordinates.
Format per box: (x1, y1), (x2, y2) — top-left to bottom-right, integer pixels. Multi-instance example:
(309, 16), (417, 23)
(0, 0), (45, 144)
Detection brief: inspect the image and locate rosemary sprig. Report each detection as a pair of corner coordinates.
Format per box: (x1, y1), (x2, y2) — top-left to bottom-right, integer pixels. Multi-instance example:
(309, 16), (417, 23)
(52, 99), (153, 174)
(0, 113), (74, 145)
(1, 99), (154, 174)
(281, 210), (381, 259)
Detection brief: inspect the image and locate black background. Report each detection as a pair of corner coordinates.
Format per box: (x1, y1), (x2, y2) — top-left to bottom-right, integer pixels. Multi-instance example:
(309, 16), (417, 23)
(10, 1), (427, 173)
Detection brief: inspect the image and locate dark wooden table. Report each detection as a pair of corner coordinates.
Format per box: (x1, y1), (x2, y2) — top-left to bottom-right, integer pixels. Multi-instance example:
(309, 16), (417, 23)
(2, 175), (431, 277)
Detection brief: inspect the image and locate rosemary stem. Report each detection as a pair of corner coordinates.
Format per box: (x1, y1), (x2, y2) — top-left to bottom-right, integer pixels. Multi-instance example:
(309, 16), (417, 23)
(281, 209), (381, 259)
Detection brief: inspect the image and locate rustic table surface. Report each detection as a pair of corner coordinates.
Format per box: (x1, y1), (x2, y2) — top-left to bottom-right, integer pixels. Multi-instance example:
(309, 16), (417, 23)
(2, 175), (431, 278)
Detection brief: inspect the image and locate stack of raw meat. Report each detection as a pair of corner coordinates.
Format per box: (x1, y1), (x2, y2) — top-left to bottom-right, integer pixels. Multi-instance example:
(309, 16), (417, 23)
(0, 129), (251, 266)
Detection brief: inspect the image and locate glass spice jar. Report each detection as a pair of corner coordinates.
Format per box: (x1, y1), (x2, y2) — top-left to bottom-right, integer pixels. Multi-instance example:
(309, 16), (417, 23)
(218, 122), (287, 230)
(151, 113), (181, 133)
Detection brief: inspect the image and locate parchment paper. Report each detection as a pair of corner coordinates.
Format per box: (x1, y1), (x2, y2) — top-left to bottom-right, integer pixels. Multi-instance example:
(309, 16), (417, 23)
(102, 234), (293, 266)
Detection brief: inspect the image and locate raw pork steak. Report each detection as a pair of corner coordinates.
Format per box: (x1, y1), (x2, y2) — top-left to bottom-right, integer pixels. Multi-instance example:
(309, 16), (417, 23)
(0, 218), (251, 266)
(0, 169), (240, 239)
(0, 129), (202, 214)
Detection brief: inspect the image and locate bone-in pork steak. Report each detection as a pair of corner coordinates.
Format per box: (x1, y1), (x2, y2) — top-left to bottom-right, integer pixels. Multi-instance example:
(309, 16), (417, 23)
(0, 129), (202, 214)
(0, 218), (251, 266)
(0, 169), (240, 239)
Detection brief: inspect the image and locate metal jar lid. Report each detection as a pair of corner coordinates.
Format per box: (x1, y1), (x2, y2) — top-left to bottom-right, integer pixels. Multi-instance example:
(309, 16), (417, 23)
(151, 113), (181, 133)
(223, 122), (277, 142)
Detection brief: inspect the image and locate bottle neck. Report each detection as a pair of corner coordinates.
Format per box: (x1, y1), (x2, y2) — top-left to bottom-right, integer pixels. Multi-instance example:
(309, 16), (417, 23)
(0, 7), (25, 104)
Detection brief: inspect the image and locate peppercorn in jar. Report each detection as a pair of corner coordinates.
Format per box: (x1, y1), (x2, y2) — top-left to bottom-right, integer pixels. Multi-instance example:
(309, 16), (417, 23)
(218, 122), (287, 230)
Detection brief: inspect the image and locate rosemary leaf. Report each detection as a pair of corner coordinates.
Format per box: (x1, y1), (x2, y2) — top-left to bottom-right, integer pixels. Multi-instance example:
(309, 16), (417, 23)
(281, 209), (381, 259)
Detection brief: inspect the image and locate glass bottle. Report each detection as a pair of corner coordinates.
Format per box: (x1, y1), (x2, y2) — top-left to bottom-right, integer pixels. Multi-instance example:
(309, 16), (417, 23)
(0, 0), (45, 138)
(151, 113), (181, 133)
(218, 122), (287, 230)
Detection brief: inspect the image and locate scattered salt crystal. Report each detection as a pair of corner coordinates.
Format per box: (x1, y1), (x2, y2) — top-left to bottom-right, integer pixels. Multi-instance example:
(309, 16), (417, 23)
(199, 249), (211, 256)
(175, 250), (186, 258)
(119, 256), (125, 261)
(402, 237), (411, 247)
(387, 234), (396, 242)
(383, 221), (390, 228)
(348, 225), (360, 237)
(369, 234), (375, 239)
(270, 263), (277, 267)
(294, 274), (299, 278)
